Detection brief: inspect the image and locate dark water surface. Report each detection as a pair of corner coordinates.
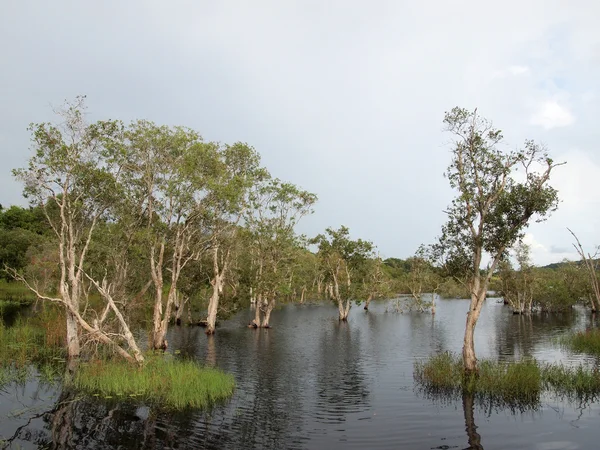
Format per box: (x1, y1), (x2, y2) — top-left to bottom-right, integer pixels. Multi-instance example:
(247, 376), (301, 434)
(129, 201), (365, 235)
(2, 299), (600, 449)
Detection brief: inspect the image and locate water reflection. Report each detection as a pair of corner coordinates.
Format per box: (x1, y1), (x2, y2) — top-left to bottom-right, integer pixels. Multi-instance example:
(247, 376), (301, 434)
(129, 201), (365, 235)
(3, 300), (600, 449)
(315, 321), (369, 423)
(462, 392), (483, 450)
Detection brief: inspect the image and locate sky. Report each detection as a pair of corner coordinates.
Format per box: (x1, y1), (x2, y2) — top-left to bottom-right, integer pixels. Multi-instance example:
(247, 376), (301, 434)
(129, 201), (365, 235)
(0, 0), (598, 266)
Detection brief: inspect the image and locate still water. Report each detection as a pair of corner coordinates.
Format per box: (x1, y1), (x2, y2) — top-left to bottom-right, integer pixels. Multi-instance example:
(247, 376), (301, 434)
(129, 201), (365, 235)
(1, 298), (599, 449)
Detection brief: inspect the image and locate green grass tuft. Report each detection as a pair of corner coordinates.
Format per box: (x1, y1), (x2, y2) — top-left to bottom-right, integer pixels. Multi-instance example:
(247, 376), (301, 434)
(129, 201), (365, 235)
(414, 352), (541, 405)
(559, 328), (600, 355)
(541, 364), (600, 399)
(72, 356), (235, 409)
(0, 319), (64, 367)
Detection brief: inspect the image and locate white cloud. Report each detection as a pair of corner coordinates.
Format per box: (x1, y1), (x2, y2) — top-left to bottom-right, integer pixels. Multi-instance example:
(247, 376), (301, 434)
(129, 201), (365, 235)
(530, 100), (575, 129)
(581, 90), (596, 103)
(0, 0), (598, 263)
(490, 65), (530, 80)
(508, 65), (530, 76)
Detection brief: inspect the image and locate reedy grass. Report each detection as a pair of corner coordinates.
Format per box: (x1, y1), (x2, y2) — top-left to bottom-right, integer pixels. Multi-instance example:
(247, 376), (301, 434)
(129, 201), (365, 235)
(559, 328), (600, 355)
(414, 352), (541, 406)
(72, 356), (235, 409)
(415, 352), (600, 405)
(0, 312), (65, 388)
(541, 364), (600, 399)
(0, 319), (64, 367)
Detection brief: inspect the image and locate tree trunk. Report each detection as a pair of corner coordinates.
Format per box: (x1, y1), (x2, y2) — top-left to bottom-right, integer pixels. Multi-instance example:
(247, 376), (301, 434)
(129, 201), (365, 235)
(152, 324), (168, 350)
(339, 298), (351, 321)
(300, 286), (306, 304)
(206, 275), (222, 335)
(65, 309), (80, 359)
(251, 300), (261, 328)
(151, 286), (169, 350)
(463, 290), (484, 375)
(431, 293), (436, 315)
(174, 292), (184, 326)
(262, 297), (275, 328)
(151, 282), (165, 349)
(364, 293), (373, 310)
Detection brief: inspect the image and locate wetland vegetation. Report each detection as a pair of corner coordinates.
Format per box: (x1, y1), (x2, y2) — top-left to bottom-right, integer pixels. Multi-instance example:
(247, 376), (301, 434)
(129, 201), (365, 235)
(1, 100), (600, 448)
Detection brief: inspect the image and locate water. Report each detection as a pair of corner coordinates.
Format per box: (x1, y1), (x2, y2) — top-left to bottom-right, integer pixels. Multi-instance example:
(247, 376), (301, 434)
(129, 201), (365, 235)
(2, 299), (600, 449)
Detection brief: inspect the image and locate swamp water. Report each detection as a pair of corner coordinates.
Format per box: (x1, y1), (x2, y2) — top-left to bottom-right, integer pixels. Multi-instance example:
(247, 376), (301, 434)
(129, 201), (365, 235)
(1, 299), (599, 449)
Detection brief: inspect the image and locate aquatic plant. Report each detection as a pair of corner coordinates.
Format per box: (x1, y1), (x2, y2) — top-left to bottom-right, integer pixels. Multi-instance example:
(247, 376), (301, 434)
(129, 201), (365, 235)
(415, 352), (600, 405)
(414, 352), (541, 406)
(560, 328), (600, 355)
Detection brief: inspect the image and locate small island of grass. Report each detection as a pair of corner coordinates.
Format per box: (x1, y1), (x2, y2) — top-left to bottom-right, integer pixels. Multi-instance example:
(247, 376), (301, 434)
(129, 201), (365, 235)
(73, 357), (235, 409)
(415, 352), (600, 405)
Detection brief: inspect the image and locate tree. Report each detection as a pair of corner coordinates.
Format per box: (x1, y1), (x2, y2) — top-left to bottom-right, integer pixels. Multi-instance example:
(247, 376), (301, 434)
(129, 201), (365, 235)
(116, 121), (216, 349)
(203, 142), (264, 334)
(12, 97), (143, 362)
(312, 226), (374, 321)
(362, 255), (391, 310)
(404, 245), (442, 313)
(568, 228), (600, 313)
(246, 178), (317, 327)
(439, 107), (562, 374)
(498, 242), (534, 314)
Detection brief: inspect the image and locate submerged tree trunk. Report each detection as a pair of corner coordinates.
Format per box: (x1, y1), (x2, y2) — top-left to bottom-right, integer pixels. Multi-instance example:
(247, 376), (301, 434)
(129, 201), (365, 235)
(262, 297), (275, 328)
(151, 282), (167, 350)
(431, 293), (436, 315)
(206, 276), (221, 335)
(206, 241), (230, 335)
(364, 293), (373, 310)
(300, 286), (306, 304)
(338, 298), (351, 321)
(463, 289), (485, 374)
(251, 300), (261, 328)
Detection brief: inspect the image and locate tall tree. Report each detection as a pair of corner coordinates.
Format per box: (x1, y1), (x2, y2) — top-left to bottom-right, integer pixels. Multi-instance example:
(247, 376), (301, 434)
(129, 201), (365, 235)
(246, 178), (317, 327)
(204, 142), (264, 334)
(568, 228), (600, 313)
(498, 242), (535, 314)
(312, 226), (374, 321)
(12, 97), (143, 362)
(118, 121), (218, 349)
(439, 107), (562, 374)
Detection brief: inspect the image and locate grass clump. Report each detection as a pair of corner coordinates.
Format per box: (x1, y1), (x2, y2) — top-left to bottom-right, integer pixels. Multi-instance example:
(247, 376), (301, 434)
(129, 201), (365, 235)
(0, 318), (65, 388)
(415, 352), (600, 405)
(73, 356), (235, 409)
(560, 328), (600, 355)
(0, 319), (64, 366)
(542, 364), (600, 399)
(414, 352), (541, 405)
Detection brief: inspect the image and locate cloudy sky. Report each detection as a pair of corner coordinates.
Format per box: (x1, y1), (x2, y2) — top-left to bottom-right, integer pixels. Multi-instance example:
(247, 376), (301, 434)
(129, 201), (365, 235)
(1, 1), (598, 265)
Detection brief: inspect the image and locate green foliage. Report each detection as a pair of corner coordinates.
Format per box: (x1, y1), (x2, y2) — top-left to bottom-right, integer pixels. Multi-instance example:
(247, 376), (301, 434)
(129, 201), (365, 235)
(439, 107), (561, 284)
(437, 278), (470, 299)
(73, 356), (235, 409)
(0, 204), (53, 280)
(245, 177), (317, 303)
(311, 226), (375, 302)
(532, 264), (585, 312)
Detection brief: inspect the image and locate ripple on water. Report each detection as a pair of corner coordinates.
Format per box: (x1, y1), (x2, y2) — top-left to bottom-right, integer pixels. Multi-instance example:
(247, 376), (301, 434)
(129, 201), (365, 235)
(3, 299), (600, 449)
